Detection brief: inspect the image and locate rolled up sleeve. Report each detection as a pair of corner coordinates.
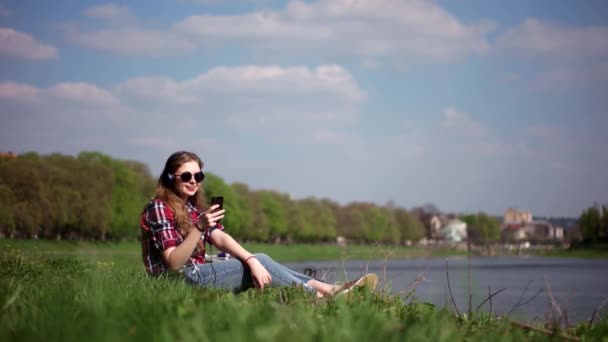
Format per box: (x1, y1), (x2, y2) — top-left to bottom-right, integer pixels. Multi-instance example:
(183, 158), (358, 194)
(145, 200), (181, 252)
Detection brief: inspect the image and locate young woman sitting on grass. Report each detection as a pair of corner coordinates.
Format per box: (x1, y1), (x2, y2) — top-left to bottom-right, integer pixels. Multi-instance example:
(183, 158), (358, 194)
(140, 151), (378, 297)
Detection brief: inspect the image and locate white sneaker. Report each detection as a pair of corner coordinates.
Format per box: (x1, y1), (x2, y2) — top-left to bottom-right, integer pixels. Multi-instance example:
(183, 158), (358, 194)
(333, 273), (379, 296)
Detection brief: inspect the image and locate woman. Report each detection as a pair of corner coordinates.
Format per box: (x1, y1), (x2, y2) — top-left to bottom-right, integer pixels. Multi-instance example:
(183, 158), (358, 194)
(140, 151), (377, 297)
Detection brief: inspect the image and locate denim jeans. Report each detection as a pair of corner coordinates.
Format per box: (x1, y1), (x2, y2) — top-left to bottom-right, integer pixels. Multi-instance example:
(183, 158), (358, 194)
(181, 253), (316, 294)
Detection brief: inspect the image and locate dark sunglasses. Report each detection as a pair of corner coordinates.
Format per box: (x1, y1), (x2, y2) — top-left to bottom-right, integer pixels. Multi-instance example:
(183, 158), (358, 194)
(173, 171), (205, 183)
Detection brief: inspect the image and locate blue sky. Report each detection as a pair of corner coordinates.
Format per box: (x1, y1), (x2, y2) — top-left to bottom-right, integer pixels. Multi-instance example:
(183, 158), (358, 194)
(1, 0), (607, 217)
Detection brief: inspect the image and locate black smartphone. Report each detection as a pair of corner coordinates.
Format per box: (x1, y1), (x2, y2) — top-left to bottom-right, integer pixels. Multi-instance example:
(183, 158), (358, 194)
(210, 196), (224, 223)
(210, 196), (224, 211)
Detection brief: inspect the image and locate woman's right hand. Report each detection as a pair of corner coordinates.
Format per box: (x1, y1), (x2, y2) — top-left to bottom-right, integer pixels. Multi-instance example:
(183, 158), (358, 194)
(247, 258), (272, 289)
(200, 205), (225, 229)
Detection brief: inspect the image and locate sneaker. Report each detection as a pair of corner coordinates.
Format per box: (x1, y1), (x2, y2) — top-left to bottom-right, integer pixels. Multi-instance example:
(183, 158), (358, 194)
(333, 273), (379, 296)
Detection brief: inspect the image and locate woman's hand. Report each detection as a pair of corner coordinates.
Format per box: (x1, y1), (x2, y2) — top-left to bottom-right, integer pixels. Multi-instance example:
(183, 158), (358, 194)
(200, 205), (225, 229)
(247, 257), (272, 289)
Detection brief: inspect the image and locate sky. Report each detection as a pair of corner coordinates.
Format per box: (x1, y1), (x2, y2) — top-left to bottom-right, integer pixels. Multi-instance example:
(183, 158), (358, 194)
(1, 0), (607, 218)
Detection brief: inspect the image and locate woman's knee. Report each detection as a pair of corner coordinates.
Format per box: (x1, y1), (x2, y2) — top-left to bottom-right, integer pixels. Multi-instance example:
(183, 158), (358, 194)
(254, 253), (271, 262)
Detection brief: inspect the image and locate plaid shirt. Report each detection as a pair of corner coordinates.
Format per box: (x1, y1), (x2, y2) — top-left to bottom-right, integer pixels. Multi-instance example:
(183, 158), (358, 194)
(140, 198), (223, 276)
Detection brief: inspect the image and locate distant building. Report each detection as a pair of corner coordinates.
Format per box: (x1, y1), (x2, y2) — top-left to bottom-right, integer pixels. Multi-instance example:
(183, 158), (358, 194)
(429, 215), (443, 238)
(502, 219), (564, 242)
(504, 208), (533, 225)
(439, 219), (468, 242)
(0, 151), (16, 159)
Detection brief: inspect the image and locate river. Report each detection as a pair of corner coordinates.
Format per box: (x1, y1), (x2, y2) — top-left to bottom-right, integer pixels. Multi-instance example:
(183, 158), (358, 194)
(284, 256), (608, 323)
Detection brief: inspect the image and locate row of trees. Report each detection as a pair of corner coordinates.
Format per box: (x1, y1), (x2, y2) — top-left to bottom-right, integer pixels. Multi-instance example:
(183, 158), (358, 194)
(460, 213), (501, 244)
(0, 152), (154, 240)
(4, 151), (601, 246)
(579, 204), (608, 242)
(0, 151), (427, 243)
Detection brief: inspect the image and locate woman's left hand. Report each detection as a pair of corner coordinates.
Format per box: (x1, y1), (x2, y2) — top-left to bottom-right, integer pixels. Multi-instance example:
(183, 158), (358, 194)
(247, 258), (272, 289)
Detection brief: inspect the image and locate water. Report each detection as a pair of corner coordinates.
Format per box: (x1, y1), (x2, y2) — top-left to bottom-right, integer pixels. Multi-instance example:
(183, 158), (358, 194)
(284, 256), (608, 323)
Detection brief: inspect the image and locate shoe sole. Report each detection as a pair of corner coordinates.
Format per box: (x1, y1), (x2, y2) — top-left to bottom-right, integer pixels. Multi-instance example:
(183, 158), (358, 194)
(336, 273), (379, 295)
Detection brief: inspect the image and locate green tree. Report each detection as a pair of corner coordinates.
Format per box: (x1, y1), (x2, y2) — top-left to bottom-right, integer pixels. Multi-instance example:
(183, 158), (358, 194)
(79, 151), (150, 240)
(601, 205), (608, 240)
(392, 208), (425, 243)
(288, 197), (337, 242)
(259, 191), (289, 241)
(0, 184), (16, 237)
(579, 204), (602, 242)
(202, 173), (248, 239)
(462, 213), (500, 244)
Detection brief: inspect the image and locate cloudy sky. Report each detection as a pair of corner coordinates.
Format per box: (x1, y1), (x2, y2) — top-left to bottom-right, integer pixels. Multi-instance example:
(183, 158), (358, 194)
(1, 0), (607, 217)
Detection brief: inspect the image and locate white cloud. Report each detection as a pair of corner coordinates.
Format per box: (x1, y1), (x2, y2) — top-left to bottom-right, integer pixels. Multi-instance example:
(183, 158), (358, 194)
(525, 64), (608, 91)
(0, 81), (39, 99)
(440, 107), (486, 137)
(66, 0), (492, 65)
(312, 129), (350, 143)
(501, 72), (521, 83)
(113, 64), (366, 122)
(0, 27), (58, 59)
(1, 64), (365, 151)
(0, 81), (119, 107)
(495, 18), (608, 91)
(64, 4), (193, 56)
(65, 27), (195, 56)
(190, 0), (271, 3)
(175, 0), (492, 64)
(48, 82), (120, 106)
(85, 3), (134, 24)
(496, 18), (608, 62)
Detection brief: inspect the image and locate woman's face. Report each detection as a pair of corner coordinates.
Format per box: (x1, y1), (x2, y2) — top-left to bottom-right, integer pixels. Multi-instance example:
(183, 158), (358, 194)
(173, 160), (203, 200)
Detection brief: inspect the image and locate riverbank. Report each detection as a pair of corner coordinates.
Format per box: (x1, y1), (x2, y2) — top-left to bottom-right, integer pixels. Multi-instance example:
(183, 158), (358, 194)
(2, 238), (608, 271)
(1, 246), (606, 341)
(0, 239), (470, 269)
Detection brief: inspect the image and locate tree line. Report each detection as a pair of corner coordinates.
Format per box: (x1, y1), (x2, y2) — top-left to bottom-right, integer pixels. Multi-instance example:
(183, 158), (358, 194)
(3, 151), (601, 246)
(0, 151), (429, 244)
(578, 203), (608, 243)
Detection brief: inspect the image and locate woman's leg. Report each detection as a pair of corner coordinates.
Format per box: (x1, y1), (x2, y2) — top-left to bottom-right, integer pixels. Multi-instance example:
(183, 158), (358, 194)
(181, 255), (318, 295)
(254, 253), (340, 295)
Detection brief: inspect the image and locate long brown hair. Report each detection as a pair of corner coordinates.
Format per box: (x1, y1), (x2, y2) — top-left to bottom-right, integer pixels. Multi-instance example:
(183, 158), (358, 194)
(156, 151), (207, 255)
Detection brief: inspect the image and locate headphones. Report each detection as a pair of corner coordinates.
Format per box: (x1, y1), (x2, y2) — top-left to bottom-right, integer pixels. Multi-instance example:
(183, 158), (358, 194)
(166, 173), (174, 182)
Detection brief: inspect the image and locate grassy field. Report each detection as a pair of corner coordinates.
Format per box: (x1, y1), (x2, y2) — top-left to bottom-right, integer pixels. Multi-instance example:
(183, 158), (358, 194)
(0, 239), (471, 271)
(532, 243), (608, 259)
(1, 239), (607, 341)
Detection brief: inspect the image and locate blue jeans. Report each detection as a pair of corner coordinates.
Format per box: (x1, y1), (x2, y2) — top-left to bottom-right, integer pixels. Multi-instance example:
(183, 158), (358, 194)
(181, 253), (316, 294)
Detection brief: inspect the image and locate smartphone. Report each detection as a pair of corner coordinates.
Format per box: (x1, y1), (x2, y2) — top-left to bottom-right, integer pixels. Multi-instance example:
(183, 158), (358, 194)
(210, 196), (224, 211)
(210, 196), (224, 223)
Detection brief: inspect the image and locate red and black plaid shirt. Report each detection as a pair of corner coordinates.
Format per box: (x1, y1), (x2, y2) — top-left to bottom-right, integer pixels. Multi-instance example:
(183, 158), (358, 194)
(140, 198), (222, 276)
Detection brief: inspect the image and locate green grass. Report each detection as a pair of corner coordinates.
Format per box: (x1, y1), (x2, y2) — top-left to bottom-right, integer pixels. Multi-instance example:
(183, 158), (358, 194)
(0, 239), (469, 271)
(532, 243), (608, 259)
(1, 241), (607, 341)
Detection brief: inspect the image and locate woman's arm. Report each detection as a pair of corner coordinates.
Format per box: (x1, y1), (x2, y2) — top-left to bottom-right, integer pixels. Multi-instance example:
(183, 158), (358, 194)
(210, 229), (272, 289)
(162, 229), (203, 271)
(162, 204), (225, 271)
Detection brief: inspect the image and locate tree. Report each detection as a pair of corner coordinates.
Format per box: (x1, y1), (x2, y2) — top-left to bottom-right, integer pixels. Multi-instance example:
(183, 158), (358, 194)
(579, 204), (602, 242)
(203, 173), (248, 239)
(392, 208), (425, 243)
(601, 205), (608, 240)
(462, 213), (500, 244)
(259, 190), (289, 241)
(0, 184), (16, 237)
(289, 197), (337, 242)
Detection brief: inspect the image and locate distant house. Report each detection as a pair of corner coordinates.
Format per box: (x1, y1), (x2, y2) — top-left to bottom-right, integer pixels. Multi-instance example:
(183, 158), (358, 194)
(525, 220), (564, 241)
(0, 151), (16, 159)
(504, 208), (533, 225)
(429, 215), (443, 238)
(502, 220), (564, 242)
(439, 219), (468, 242)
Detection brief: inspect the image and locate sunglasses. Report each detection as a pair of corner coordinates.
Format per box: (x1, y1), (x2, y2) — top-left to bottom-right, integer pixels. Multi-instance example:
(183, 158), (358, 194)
(173, 171), (205, 183)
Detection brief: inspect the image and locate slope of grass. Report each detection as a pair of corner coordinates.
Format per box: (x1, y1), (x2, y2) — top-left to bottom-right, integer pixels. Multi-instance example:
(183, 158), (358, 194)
(1, 244), (606, 342)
